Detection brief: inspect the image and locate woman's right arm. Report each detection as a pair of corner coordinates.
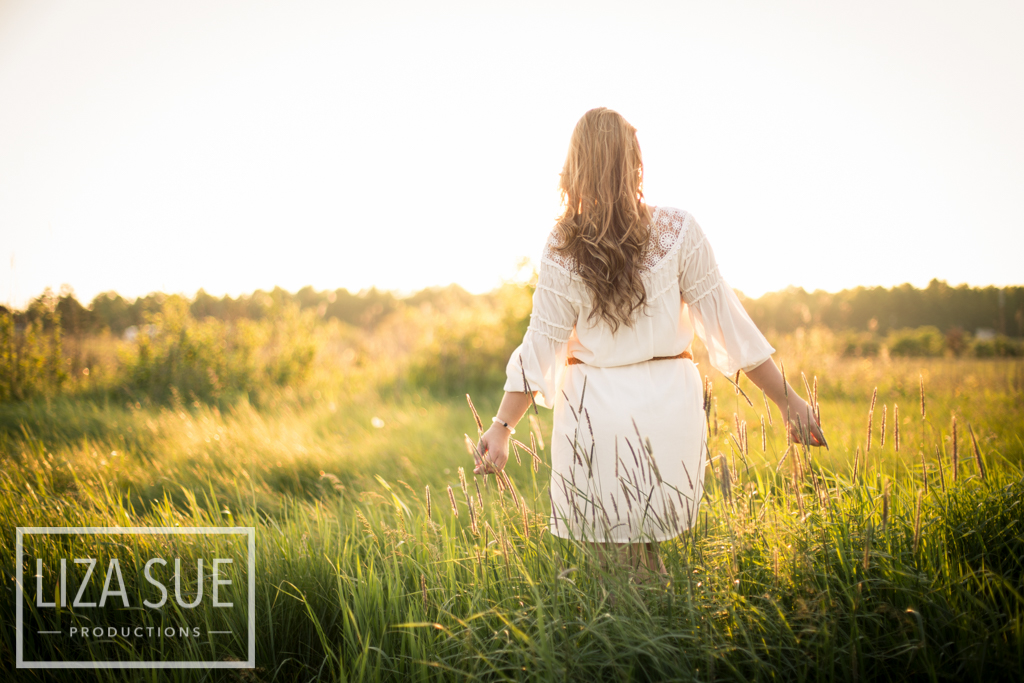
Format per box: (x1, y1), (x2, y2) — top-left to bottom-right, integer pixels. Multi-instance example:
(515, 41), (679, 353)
(678, 214), (825, 447)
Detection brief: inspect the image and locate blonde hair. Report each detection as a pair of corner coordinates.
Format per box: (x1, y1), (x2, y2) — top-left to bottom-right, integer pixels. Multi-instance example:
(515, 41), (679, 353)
(553, 107), (652, 332)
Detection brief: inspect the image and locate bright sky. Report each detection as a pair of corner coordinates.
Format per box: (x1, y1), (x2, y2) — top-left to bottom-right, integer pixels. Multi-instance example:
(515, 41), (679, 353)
(1, 0), (1021, 309)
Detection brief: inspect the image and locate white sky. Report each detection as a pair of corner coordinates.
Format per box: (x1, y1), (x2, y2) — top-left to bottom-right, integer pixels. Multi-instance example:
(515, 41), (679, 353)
(1, 0), (1021, 308)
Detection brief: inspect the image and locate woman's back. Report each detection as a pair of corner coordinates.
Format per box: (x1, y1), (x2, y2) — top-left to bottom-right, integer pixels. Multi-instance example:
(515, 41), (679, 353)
(529, 205), (773, 377)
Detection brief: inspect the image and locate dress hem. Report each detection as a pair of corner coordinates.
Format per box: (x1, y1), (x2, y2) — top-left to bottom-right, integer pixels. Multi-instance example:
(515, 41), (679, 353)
(545, 517), (699, 544)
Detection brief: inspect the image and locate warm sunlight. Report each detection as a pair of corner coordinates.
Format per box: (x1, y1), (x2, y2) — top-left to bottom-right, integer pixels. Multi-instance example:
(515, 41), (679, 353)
(2, 4), (1022, 680)
(1, 1), (1021, 308)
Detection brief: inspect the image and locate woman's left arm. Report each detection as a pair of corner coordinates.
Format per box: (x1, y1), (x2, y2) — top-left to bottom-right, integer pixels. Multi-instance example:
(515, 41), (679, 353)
(475, 256), (579, 474)
(474, 391), (537, 474)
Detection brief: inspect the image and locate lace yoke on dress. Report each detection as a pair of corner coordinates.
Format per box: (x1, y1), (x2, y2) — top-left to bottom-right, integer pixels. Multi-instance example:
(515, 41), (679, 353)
(539, 207), (704, 309)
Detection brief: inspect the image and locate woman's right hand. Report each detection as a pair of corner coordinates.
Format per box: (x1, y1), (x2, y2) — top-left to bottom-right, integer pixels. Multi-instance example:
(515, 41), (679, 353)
(782, 397), (828, 448)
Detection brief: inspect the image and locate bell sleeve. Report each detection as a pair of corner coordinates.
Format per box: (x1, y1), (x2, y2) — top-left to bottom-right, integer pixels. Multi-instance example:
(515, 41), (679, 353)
(503, 259), (579, 409)
(679, 216), (775, 376)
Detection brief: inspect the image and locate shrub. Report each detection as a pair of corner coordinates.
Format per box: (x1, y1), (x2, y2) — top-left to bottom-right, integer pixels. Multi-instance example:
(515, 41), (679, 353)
(405, 283), (532, 397)
(945, 326), (970, 356)
(118, 297), (320, 404)
(839, 331), (881, 357)
(886, 326), (945, 357)
(972, 335), (1022, 358)
(0, 296), (67, 402)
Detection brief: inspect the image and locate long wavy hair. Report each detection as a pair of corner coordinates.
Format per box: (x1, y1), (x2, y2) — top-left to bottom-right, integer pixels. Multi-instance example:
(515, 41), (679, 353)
(553, 108), (652, 332)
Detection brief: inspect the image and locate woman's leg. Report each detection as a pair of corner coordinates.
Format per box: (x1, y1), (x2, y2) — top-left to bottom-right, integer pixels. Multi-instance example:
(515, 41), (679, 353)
(589, 541), (667, 583)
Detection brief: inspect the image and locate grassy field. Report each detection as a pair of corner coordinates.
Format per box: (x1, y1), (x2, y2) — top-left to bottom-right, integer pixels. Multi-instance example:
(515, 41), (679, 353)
(1, 333), (1023, 681)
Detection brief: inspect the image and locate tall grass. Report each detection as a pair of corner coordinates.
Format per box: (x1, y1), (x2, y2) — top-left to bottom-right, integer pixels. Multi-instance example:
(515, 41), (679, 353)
(2, 350), (1022, 681)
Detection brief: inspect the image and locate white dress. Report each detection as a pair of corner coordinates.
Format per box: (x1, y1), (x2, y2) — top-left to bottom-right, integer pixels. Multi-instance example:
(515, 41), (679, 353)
(503, 207), (775, 543)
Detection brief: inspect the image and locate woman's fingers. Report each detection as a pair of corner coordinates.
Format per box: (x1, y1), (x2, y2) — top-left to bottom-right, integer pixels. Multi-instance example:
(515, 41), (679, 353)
(789, 419), (828, 448)
(472, 446), (506, 475)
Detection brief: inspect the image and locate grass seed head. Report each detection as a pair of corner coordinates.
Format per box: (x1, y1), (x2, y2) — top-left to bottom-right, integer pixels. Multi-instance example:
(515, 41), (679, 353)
(466, 393), (483, 436)
(447, 485), (458, 517)
(894, 404), (900, 454)
(464, 434), (481, 465)
(880, 405), (887, 449)
(920, 375), (926, 419)
(501, 471), (518, 506)
(468, 495), (478, 535)
(425, 485), (432, 519)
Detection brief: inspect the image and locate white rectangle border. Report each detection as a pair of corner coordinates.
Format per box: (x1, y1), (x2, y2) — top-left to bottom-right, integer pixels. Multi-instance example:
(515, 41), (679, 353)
(16, 526), (255, 669)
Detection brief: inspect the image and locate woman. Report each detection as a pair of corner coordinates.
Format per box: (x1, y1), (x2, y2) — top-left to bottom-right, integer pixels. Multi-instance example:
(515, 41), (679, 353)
(475, 107), (825, 578)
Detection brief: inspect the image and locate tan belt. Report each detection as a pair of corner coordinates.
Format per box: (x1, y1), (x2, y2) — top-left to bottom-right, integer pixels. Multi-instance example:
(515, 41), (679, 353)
(566, 349), (693, 366)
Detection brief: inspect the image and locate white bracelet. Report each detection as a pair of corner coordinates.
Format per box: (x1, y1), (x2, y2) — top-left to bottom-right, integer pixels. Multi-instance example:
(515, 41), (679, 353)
(491, 416), (515, 434)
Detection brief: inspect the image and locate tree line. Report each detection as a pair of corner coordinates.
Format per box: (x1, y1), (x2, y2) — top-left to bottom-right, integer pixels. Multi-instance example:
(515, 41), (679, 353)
(743, 279), (1023, 337)
(4, 279), (1020, 340)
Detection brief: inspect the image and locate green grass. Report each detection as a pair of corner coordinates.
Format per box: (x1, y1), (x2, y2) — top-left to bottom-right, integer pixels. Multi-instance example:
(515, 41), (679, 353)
(1, 355), (1023, 681)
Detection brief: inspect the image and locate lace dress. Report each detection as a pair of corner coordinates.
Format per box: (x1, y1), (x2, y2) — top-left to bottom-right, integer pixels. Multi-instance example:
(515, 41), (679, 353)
(504, 207), (775, 543)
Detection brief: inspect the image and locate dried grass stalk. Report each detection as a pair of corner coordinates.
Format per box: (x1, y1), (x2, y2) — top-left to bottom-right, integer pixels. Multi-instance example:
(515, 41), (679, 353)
(894, 404), (900, 454)
(863, 522), (872, 571)
(529, 414), (545, 450)
(466, 393), (483, 435)
(464, 434), (482, 466)
(951, 416), (959, 483)
(881, 480), (890, 531)
(919, 375), (926, 419)
(968, 423), (986, 480)
(880, 405), (887, 449)
(866, 409), (874, 452)
(912, 490), (923, 553)
(447, 485), (458, 517)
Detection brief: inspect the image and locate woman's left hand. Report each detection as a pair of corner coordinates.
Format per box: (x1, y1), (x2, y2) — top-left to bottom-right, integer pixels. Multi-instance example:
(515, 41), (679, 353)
(473, 424), (510, 474)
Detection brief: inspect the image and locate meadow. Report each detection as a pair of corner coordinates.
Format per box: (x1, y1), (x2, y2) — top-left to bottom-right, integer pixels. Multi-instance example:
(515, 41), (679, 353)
(1, 294), (1023, 682)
